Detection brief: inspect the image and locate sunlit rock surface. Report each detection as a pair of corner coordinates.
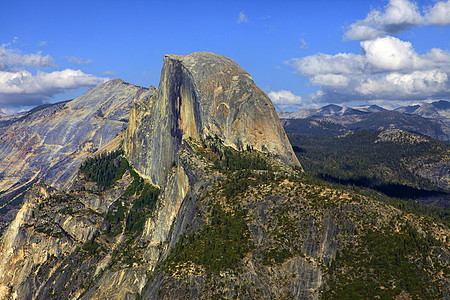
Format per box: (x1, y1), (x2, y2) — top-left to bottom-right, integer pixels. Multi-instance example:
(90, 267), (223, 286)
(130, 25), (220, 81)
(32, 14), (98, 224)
(0, 79), (154, 232)
(125, 52), (300, 186)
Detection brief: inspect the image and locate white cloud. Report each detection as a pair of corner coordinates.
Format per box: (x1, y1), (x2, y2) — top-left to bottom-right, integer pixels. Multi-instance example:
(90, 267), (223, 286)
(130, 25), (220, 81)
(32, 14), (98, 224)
(39, 41), (47, 47)
(361, 36), (430, 71)
(0, 44), (54, 70)
(103, 70), (115, 76)
(268, 90), (317, 110)
(356, 70), (448, 99)
(0, 44), (107, 109)
(381, 0), (423, 28)
(311, 74), (350, 87)
(292, 36), (450, 76)
(284, 0), (450, 108)
(269, 90), (302, 105)
(237, 12), (248, 24)
(0, 69), (107, 106)
(344, 0), (423, 40)
(288, 35), (450, 105)
(289, 53), (368, 76)
(67, 56), (94, 64)
(343, 0), (450, 41)
(424, 48), (450, 65)
(425, 0), (450, 25)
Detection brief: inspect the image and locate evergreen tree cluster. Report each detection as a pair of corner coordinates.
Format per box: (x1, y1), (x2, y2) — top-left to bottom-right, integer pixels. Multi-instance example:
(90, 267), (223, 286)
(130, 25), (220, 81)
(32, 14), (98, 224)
(80, 149), (161, 238)
(199, 135), (271, 173)
(80, 149), (128, 187)
(288, 131), (449, 195)
(124, 169), (160, 235)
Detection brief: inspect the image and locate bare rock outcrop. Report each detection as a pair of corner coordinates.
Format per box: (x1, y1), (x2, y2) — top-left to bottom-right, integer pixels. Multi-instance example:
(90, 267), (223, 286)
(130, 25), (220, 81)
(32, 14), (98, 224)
(0, 79), (154, 232)
(125, 52), (300, 186)
(0, 79), (152, 195)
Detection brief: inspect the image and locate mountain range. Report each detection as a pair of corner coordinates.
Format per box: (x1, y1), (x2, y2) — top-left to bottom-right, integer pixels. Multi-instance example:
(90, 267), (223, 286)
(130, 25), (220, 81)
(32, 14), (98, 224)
(0, 52), (449, 299)
(279, 101), (450, 141)
(279, 100), (450, 122)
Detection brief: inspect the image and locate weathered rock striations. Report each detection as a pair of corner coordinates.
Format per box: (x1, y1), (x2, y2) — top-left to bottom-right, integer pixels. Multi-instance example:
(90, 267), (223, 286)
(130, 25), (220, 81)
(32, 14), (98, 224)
(0, 79), (152, 193)
(125, 52), (300, 186)
(0, 53), (449, 300)
(0, 79), (154, 232)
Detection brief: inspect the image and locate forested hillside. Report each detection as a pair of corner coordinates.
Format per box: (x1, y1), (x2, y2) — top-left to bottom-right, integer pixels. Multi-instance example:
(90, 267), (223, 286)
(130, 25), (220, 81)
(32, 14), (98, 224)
(288, 129), (450, 210)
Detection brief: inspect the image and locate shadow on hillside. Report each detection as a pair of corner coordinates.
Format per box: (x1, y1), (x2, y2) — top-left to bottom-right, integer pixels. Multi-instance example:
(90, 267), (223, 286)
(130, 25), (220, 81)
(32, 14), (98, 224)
(318, 173), (450, 208)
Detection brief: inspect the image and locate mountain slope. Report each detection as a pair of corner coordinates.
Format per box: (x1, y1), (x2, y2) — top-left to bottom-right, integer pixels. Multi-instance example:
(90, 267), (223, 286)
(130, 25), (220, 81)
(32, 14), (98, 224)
(279, 100), (450, 141)
(397, 100), (450, 121)
(288, 129), (450, 206)
(282, 110), (450, 141)
(0, 53), (449, 300)
(1, 138), (449, 299)
(0, 79), (153, 233)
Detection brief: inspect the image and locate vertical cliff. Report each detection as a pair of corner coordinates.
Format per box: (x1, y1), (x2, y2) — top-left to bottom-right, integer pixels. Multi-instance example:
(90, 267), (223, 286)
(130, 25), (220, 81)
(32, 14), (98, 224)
(1, 52), (448, 300)
(125, 52), (300, 186)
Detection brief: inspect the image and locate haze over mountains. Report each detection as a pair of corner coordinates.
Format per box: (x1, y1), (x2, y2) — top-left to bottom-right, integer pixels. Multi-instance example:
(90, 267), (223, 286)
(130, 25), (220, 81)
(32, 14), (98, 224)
(279, 100), (450, 142)
(279, 100), (450, 122)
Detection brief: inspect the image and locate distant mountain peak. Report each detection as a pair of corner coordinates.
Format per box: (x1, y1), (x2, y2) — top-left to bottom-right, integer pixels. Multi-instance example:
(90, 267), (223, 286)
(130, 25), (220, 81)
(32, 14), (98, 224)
(432, 100), (450, 110)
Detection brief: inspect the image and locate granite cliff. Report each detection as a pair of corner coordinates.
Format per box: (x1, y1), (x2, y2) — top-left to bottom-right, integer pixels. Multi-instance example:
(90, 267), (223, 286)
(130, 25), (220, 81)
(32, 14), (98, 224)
(0, 53), (449, 300)
(125, 52), (300, 186)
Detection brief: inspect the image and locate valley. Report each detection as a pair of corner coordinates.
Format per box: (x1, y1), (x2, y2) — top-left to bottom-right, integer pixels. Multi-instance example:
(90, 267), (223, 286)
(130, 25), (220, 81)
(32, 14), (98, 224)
(0, 52), (449, 299)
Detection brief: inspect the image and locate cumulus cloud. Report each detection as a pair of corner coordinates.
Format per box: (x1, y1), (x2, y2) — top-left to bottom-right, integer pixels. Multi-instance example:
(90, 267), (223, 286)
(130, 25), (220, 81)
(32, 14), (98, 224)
(426, 0), (450, 25)
(0, 44), (107, 109)
(344, 0), (450, 40)
(360, 36), (430, 71)
(287, 35), (450, 105)
(356, 70), (448, 99)
(269, 90), (302, 105)
(67, 56), (94, 64)
(237, 12), (248, 24)
(0, 44), (54, 70)
(281, 1), (450, 108)
(289, 52), (369, 76)
(268, 90), (318, 110)
(0, 69), (107, 106)
(311, 74), (350, 87)
(345, 0), (423, 40)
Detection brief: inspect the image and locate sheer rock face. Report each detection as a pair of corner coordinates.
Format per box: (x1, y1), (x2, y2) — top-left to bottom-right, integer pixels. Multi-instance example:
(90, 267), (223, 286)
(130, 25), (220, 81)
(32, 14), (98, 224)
(125, 52), (300, 186)
(0, 79), (153, 205)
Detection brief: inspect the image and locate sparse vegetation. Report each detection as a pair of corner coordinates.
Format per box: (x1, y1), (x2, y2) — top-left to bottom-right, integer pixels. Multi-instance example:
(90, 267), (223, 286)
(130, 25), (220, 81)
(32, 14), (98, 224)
(80, 150), (161, 238)
(324, 225), (445, 299)
(164, 204), (253, 274)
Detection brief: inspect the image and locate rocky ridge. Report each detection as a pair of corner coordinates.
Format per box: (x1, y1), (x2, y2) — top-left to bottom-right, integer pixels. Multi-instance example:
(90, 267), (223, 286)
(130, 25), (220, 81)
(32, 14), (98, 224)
(279, 101), (450, 142)
(0, 52), (449, 299)
(0, 79), (154, 233)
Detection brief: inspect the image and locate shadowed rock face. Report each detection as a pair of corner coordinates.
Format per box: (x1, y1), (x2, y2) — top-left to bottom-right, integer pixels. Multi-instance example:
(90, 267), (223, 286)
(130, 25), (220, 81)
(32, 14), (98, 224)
(125, 52), (300, 185)
(1, 53), (449, 300)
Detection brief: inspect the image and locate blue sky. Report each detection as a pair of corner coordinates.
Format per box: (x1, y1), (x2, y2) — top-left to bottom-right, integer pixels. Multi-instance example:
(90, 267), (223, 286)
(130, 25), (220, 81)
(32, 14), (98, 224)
(1, 0), (450, 113)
